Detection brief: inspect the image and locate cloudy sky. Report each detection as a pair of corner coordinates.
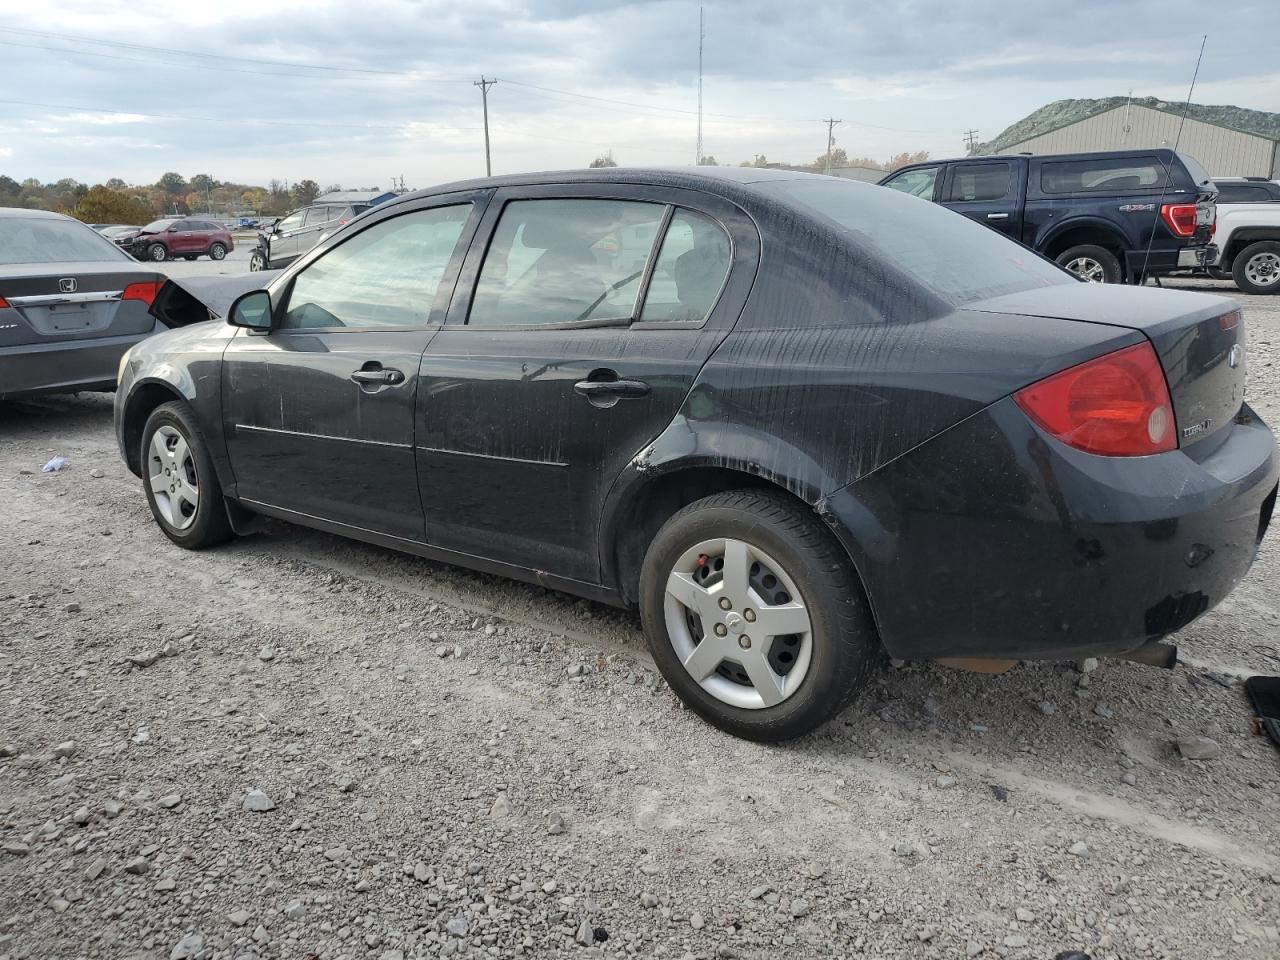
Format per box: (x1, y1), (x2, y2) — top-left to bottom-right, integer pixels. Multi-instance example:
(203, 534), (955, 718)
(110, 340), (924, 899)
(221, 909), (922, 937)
(1, 0), (1277, 190)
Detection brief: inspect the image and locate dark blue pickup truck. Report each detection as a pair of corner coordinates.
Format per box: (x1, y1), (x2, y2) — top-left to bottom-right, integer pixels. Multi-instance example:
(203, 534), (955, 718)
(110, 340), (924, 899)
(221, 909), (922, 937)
(880, 149), (1217, 284)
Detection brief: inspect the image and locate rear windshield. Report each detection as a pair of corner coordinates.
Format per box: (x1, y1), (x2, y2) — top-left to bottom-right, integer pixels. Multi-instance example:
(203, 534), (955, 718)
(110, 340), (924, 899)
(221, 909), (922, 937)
(0, 217), (130, 265)
(767, 179), (1071, 306)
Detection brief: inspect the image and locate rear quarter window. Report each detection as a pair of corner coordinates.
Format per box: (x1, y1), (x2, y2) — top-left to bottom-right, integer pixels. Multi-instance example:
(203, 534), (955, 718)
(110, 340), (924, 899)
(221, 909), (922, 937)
(1039, 156), (1174, 195)
(771, 179), (1071, 307)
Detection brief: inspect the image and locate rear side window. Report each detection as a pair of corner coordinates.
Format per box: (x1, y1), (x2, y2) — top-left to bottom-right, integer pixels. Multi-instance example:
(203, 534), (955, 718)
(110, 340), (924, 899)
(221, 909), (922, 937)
(469, 199), (665, 326)
(639, 210), (731, 323)
(883, 167), (939, 199)
(769, 179), (1071, 306)
(281, 204), (472, 329)
(1040, 156), (1173, 194)
(945, 162), (1012, 202)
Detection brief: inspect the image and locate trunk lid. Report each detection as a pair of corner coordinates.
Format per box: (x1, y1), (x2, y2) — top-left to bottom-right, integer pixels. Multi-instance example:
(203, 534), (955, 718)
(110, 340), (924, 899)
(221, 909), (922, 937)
(972, 283), (1246, 454)
(0, 262), (163, 347)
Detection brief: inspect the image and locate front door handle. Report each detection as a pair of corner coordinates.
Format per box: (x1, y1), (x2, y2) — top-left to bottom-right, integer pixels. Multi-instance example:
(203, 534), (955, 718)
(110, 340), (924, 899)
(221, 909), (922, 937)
(350, 365), (405, 386)
(986, 212), (1010, 220)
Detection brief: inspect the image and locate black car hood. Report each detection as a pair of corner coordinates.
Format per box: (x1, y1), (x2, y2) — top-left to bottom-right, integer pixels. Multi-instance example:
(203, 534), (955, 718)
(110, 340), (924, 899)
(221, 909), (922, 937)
(150, 272), (281, 327)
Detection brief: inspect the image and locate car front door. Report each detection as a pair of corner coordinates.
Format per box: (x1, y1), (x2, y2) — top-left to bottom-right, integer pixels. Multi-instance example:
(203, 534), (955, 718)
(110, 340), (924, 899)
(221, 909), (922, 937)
(939, 160), (1022, 240)
(220, 193), (487, 539)
(269, 211), (305, 264)
(881, 165), (943, 201)
(417, 184), (757, 584)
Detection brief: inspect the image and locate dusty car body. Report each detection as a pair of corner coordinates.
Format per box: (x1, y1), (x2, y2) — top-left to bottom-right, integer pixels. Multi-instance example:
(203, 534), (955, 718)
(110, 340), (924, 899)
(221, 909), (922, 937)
(113, 167), (1277, 740)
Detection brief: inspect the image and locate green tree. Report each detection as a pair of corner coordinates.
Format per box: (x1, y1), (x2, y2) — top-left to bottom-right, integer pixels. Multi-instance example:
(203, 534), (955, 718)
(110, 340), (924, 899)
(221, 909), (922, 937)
(105, 177), (128, 190)
(290, 179), (320, 206)
(588, 151), (617, 168)
(189, 173), (217, 193)
(0, 175), (19, 198)
(73, 185), (153, 225)
(157, 172), (187, 195)
(697, 155), (718, 166)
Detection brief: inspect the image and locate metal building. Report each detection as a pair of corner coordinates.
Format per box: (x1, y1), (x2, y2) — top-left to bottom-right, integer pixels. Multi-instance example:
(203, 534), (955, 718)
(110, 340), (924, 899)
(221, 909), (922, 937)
(1001, 103), (1280, 178)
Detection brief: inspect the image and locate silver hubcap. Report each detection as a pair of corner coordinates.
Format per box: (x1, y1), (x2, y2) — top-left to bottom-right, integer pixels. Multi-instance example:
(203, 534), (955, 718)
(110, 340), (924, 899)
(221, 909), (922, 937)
(1244, 252), (1280, 287)
(147, 425), (199, 530)
(150, 245), (166, 261)
(211, 245), (224, 259)
(1065, 257), (1105, 283)
(664, 537), (813, 710)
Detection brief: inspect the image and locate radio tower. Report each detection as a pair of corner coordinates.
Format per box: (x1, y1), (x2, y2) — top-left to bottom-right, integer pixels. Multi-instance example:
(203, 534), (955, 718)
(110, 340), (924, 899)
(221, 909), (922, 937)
(695, 6), (704, 165)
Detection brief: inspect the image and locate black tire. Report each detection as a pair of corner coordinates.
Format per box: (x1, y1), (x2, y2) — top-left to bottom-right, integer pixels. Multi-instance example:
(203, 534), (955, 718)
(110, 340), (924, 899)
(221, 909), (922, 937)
(1055, 244), (1122, 284)
(1231, 241), (1280, 295)
(639, 490), (879, 741)
(209, 242), (227, 261)
(147, 243), (168, 262)
(248, 250), (266, 272)
(140, 401), (234, 550)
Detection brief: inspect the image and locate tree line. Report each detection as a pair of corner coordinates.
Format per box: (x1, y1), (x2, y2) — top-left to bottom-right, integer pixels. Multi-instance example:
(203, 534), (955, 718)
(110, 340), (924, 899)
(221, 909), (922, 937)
(0, 173), (376, 224)
(588, 147), (931, 173)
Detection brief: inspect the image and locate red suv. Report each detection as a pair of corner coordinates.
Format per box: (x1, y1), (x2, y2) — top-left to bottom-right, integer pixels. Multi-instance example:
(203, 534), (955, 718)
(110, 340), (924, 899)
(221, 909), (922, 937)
(126, 218), (234, 262)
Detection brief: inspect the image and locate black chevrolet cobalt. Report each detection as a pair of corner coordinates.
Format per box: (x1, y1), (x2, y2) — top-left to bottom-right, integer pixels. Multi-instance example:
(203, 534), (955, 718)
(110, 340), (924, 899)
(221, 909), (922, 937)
(114, 168), (1277, 740)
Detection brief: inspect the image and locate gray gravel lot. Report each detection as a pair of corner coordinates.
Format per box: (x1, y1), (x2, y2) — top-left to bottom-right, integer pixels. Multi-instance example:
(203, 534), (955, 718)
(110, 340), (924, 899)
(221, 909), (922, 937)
(2, 275), (1279, 960)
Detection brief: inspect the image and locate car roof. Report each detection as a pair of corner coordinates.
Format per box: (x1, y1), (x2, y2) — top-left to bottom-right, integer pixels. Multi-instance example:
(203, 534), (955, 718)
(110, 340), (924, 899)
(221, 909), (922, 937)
(0, 206), (74, 221)
(390, 165), (824, 206)
(896, 148), (1181, 167)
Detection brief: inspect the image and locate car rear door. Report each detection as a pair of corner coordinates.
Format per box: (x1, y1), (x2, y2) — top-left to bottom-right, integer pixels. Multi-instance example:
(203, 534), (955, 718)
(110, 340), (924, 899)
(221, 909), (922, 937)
(220, 192), (488, 539)
(416, 183), (759, 584)
(940, 160), (1023, 240)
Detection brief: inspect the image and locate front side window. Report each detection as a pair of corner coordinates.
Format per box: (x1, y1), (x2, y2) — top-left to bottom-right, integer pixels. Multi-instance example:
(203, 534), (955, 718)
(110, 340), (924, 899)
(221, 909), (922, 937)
(946, 163), (1012, 202)
(277, 213), (304, 233)
(280, 204), (472, 330)
(639, 210), (731, 323)
(883, 167), (939, 200)
(468, 199), (665, 326)
(302, 208), (329, 227)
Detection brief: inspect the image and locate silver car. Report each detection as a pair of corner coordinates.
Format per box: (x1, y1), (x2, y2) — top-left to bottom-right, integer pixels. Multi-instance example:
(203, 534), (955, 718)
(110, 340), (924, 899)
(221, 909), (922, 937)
(0, 208), (168, 400)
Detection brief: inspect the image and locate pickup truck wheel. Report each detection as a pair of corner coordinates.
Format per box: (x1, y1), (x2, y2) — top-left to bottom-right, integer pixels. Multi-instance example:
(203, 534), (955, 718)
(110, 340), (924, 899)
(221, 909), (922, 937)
(1056, 245), (1122, 284)
(1232, 241), (1280, 295)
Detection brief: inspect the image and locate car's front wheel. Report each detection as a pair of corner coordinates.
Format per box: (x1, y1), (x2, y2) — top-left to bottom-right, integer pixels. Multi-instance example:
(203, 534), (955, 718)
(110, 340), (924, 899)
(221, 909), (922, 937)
(248, 250), (266, 271)
(1056, 244), (1122, 284)
(141, 401), (234, 550)
(147, 243), (168, 262)
(639, 490), (878, 741)
(209, 242), (227, 261)
(1232, 241), (1280, 295)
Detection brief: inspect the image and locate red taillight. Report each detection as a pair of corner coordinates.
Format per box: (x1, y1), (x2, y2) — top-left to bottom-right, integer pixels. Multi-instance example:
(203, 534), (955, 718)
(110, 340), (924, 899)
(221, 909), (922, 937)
(1014, 342), (1176, 456)
(1160, 203), (1198, 238)
(0, 296), (8, 309)
(121, 281), (162, 306)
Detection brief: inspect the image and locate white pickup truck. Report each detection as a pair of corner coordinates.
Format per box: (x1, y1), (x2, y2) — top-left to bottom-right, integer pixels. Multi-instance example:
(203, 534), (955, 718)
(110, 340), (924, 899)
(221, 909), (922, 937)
(1208, 178), (1280, 294)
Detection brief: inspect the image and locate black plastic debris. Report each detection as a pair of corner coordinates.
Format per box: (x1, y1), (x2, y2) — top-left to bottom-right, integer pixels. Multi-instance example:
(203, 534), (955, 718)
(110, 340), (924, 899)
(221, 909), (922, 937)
(592, 927), (609, 943)
(1054, 952), (1092, 960)
(989, 784), (1009, 802)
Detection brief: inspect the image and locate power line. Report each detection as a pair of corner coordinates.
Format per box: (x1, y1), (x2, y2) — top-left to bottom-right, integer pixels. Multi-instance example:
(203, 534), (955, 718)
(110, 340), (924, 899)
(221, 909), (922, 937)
(474, 76), (497, 177)
(962, 129), (980, 154)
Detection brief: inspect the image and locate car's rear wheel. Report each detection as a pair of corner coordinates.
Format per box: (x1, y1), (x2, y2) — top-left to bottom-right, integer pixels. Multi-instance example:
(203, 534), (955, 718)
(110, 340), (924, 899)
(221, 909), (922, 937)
(209, 242), (227, 261)
(1232, 241), (1280, 295)
(141, 401), (233, 550)
(147, 243), (168, 262)
(639, 490), (878, 741)
(1056, 244), (1122, 284)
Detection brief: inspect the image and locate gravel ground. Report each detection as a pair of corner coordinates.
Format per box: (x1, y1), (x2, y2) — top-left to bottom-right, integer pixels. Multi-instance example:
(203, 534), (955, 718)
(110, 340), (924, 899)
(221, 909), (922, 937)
(2, 276), (1279, 960)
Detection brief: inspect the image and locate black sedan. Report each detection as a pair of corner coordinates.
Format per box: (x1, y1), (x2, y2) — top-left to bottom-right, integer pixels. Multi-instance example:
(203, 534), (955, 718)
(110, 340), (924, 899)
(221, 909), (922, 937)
(113, 168), (1278, 741)
(1, 208), (167, 400)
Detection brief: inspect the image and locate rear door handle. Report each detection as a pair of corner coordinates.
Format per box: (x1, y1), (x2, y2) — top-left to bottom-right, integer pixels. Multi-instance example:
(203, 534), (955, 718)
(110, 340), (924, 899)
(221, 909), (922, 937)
(350, 365), (405, 386)
(986, 213), (1010, 220)
(574, 378), (650, 400)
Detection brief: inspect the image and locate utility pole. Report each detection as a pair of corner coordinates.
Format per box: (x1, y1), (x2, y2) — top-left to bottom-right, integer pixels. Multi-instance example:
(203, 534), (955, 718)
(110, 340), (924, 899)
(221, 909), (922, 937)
(822, 118), (841, 175)
(474, 76), (497, 177)
(962, 129), (980, 154)
(695, 6), (704, 165)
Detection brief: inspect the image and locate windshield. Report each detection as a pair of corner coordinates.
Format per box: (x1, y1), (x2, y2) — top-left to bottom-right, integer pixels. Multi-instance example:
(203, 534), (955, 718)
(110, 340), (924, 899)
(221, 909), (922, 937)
(141, 218), (177, 233)
(766, 179), (1072, 306)
(0, 217), (131, 265)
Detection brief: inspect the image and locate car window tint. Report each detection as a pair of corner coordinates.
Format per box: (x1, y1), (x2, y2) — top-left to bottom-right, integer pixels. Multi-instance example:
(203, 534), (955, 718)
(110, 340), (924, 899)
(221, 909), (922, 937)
(1040, 157), (1173, 194)
(469, 199), (664, 326)
(0, 217), (130, 264)
(639, 210), (731, 323)
(883, 167), (938, 199)
(946, 163), (1011, 202)
(771, 179), (1070, 306)
(280, 204), (472, 330)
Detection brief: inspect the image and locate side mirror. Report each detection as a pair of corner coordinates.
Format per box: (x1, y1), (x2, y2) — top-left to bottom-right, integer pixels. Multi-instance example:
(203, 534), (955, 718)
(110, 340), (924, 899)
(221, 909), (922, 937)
(167, 225), (179, 232)
(229, 290), (273, 330)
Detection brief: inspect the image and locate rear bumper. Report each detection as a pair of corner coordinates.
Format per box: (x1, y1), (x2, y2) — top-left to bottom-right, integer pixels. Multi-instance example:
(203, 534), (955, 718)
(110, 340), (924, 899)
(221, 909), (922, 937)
(825, 396), (1278, 660)
(0, 329), (155, 399)
(1126, 245), (1214, 276)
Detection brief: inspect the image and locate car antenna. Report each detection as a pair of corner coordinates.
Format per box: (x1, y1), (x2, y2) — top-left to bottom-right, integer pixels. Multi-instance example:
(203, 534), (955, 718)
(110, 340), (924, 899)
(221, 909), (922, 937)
(1138, 35), (1207, 285)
